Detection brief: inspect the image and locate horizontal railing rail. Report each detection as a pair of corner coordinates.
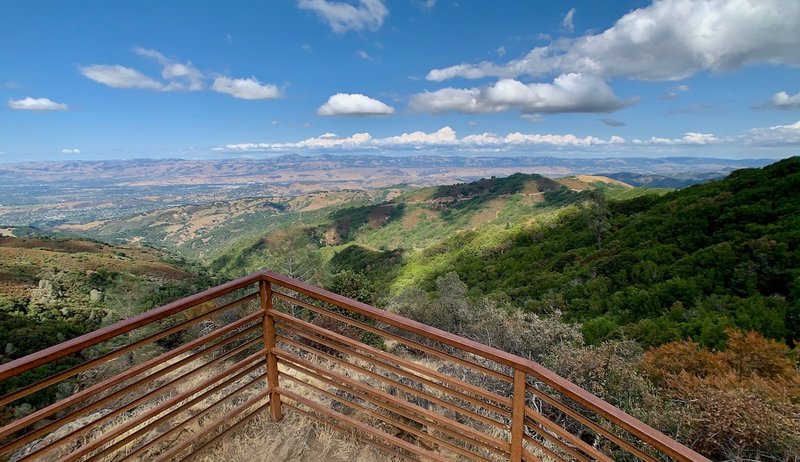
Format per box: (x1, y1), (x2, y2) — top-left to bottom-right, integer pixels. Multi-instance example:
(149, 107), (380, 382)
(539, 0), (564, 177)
(0, 270), (711, 462)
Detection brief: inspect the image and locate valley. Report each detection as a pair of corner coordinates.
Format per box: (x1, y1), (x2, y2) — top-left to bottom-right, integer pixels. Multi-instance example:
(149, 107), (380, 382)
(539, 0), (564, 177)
(0, 155), (767, 227)
(1, 156), (798, 460)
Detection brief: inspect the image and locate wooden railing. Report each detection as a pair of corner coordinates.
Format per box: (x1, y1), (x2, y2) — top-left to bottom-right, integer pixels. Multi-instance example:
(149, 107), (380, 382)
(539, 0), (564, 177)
(0, 271), (710, 462)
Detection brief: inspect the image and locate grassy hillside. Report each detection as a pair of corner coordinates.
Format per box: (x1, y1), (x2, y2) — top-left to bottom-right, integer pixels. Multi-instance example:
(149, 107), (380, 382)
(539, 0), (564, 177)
(208, 174), (661, 290)
(0, 234), (214, 361)
(55, 189), (404, 262)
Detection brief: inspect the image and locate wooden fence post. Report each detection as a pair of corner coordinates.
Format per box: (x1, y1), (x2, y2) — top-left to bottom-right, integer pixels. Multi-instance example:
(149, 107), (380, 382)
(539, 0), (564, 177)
(260, 279), (283, 421)
(510, 368), (526, 462)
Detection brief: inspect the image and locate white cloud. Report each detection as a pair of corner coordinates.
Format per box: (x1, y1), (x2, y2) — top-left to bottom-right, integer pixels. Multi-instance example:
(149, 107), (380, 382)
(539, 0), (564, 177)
(410, 73), (627, 114)
(61, 148), (81, 154)
(132, 47), (204, 90)
(215, 122), (800, 154)
(213, 126), (626, 153)
(317, 93), (395, 116)
(8, 97), (68, 111)
(632, 132), (719, 145)
(744, 120), (800, 145)
(677, 85), (690, 91)
(82, 49), (278, 101)
(298, 0), (388, 33)
(769, 91), (800, 109)
(427, 0), (800, 82)
(379, 126), (456, 145)
(562, 8), (576, 33)
(212, 77), (281, 100)
(496, 46), (506, 57)
(80, 64), (169, 90)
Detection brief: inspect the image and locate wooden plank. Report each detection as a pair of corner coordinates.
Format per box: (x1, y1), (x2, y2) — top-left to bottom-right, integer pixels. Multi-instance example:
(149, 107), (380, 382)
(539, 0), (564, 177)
(278, 348), (504, 459)
(23, 342), (265, 462)
(0, 292), (258, 408)
(275, 329), (506, 431)
(61, 358), (266, 462)
(179, 400), (272, 462)
(523, 416), (592, 462)
(278, 387), (451, 462)
(522, 435), (559, 462)
(273, 346), (509, 456)
(510, 369), (525, 462)
(525, 407), (615, 462)
(282, 401), (421, 462)
(260, 280), (282, 421)
(0, 316), (263, 455)
(526, 383), (658, 462)
(273, 290), (513, 384)
(262, 271), (711, 462)
(282, 373), (493, 462)
(0, 273), (261, 381)
(276, 318), (510, 417)
(128, 378), (269, 461)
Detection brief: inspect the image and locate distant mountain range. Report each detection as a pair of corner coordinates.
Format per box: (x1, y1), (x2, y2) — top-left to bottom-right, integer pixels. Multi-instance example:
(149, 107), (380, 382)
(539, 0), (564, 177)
(602, 171), (729, 188)
(0, 155), (773, 186)
(0, 155), (774, 227)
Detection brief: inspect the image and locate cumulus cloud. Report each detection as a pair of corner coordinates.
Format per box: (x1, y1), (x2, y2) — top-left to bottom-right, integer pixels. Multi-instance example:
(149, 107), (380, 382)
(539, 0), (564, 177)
(744, 120), (800, 145)
(379, 126), (456, 145)
(298, 0), (388, 33)
(427, 0), (800, 82)
(61, 148), (81, 154)
(317, 93), (395, 116)
(769, 91), (800, 109)
(213, 126), (626, 153)
(213, 122), (800, 154)
(80, 64), (166, 90)
(409, 73), (627, 114)
(632, 132), (720, 145)
(562, 8), (576, 33)
(212, 77), (281, 100)
(132, 47), (204, 90)
(8, 97), (68, 111)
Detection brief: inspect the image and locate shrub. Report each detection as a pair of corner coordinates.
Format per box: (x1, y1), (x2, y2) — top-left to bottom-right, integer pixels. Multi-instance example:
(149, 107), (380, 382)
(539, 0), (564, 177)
(642, 330), (800, 459)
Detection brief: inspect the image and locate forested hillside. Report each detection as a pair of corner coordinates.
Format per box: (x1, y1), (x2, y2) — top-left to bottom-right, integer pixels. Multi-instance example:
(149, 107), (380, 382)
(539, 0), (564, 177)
(400, 157), (800, 348)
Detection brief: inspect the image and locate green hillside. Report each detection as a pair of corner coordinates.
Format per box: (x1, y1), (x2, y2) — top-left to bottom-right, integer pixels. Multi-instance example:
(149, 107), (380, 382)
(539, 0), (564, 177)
(209, 173), (661, 292)
(209, 160), (799, 350)
(401, 157), (800, 348)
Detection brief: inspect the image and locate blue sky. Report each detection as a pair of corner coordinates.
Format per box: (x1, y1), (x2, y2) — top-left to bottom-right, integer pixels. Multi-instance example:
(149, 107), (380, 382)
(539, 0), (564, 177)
(1, 0), (799, 162)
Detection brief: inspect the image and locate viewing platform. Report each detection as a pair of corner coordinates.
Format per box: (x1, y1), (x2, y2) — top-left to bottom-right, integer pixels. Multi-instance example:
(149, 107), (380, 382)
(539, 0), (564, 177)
(0, 271), (710, 462)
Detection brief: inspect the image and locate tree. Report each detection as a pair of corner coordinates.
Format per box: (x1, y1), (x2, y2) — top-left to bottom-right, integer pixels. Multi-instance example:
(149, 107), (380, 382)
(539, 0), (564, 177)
(586, 191), (610, 250)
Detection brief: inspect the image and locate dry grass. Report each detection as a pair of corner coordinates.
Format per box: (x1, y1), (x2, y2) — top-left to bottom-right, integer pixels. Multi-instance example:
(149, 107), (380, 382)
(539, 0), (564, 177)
(193, 410), (388, 462)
